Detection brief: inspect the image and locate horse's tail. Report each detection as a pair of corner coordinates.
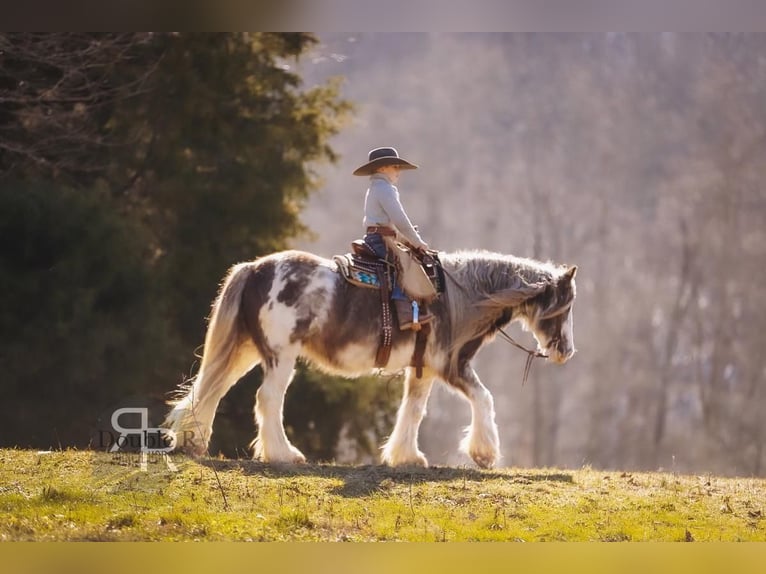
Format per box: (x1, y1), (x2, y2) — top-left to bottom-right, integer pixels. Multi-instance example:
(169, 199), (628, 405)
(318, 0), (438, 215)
(164, 262), (257, 454)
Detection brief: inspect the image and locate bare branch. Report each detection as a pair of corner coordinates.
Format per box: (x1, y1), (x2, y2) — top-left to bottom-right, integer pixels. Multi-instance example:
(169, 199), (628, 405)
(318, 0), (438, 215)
(0, 32), (162, 182)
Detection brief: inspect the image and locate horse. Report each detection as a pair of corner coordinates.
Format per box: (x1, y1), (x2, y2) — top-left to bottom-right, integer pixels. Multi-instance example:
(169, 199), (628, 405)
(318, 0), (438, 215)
(164, 248), (577, 469)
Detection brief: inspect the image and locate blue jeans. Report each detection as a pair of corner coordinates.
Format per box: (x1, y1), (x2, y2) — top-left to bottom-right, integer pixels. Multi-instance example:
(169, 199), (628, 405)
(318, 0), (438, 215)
(364, 233), (407, 300)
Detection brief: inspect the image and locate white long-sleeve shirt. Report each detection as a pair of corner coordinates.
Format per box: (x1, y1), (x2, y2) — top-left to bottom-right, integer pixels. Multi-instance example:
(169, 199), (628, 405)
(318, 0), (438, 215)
(362, 173), (427, 249)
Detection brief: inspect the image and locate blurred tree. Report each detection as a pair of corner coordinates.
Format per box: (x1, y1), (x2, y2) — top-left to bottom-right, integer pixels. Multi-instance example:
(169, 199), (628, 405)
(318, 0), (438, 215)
(1, 33), (403, 462)
(0, 33), (157, 183)
(0, 181), (175, 447)
(107, 33), (351, 343)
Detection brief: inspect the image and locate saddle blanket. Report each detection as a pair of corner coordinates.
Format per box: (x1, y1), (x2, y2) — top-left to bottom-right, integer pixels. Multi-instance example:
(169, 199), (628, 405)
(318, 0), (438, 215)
(333, 254), (386, 289)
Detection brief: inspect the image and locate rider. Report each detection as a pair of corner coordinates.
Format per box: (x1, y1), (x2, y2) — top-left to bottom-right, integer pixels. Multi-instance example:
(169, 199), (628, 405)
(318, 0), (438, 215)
(353, 146), (435, 329)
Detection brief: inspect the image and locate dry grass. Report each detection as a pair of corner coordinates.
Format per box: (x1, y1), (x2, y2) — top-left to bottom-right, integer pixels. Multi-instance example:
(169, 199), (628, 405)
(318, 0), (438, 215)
(1, 449), (764, 541)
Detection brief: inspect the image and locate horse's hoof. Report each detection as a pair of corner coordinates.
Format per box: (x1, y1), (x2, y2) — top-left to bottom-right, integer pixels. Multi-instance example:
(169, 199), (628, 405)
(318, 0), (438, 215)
(168, 436), (208, 458)
(470, 452), (497, 469)
(289, 453), (307, 464)
(256, 449), (307, 465)
(381, 450), (429, 468)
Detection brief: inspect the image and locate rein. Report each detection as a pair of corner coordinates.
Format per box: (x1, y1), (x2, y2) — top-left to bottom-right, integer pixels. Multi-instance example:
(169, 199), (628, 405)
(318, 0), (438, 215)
(439, 263), (548, 386)
(495, 327), (547, 386)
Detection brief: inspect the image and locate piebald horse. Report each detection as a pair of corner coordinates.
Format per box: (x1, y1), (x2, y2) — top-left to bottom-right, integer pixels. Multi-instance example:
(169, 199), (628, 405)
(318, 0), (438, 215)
(165, 249), (577, 468)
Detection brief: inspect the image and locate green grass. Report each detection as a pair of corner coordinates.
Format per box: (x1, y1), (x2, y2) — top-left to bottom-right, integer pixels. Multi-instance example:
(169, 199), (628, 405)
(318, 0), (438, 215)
(0, 449), (764, 541)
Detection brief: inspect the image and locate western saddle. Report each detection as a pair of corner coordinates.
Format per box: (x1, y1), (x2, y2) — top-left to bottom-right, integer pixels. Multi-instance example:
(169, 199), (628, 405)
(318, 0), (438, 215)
(333, 239), (444, 378)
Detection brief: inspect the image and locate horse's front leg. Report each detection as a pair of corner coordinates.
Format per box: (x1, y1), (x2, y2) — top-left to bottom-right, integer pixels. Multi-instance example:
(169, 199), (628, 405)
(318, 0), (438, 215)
(449, 366), (501, 469)
(381, 368), (435, 467)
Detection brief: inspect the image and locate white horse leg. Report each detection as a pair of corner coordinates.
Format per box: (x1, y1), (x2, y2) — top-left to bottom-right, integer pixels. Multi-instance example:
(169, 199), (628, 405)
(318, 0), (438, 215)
(381, 369), (435, 467)
(452, 367), (501, 469)
(252, 349), (305, 464)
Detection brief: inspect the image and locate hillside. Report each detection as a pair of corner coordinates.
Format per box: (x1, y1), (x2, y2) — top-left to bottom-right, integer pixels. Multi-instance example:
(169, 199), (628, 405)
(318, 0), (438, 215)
(0, 449), (763, 541)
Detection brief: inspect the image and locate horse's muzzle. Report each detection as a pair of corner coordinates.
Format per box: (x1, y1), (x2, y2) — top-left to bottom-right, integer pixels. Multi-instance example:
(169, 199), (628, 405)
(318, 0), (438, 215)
(546, 342), (576, 364)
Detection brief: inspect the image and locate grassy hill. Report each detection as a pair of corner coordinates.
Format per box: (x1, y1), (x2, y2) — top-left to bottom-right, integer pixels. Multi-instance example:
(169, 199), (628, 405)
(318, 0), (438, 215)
(0, 449), (764, 542)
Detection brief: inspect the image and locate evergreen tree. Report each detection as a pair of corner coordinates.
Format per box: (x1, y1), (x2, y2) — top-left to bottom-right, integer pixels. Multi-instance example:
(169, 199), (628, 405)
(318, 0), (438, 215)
(109, 33), (350, 344)
(0, 181), (175, 446)
(1, 33), (399, 460)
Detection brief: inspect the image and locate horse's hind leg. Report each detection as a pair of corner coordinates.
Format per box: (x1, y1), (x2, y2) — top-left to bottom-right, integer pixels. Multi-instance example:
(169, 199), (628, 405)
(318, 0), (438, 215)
(381, 368), (435, 467)
(251, 348), (306, 464)
(449, 366), (501, 469)
(167, 342), (260, 456)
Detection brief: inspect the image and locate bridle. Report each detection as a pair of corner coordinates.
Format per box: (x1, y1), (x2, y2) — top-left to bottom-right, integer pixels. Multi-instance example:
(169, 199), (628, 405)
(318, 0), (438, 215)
(495, 298), (573, 385)
(441, 265), (572, 386)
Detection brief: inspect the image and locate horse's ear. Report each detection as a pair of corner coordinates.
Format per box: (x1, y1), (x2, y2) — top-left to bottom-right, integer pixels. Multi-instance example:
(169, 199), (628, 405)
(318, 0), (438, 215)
(563, 266), (577, 281)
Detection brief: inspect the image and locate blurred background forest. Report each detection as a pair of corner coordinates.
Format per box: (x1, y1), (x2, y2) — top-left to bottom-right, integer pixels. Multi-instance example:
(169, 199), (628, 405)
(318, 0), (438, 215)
(1, 33), (764, 477)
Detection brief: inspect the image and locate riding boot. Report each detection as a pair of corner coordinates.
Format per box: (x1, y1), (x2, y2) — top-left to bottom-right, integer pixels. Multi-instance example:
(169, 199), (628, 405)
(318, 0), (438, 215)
(418, 302), (434, 324)
(394, 298), (434, 331)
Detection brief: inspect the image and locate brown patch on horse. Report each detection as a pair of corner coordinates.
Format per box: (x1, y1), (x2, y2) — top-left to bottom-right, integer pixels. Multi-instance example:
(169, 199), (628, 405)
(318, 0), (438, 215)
(303, 278), (416, 369)
(290, 285), (329, 344)
(277, 253), (318, 307)
(534, 267), (575, 319)
(241, 259), (278, 369)
(452, 308), (514, 377)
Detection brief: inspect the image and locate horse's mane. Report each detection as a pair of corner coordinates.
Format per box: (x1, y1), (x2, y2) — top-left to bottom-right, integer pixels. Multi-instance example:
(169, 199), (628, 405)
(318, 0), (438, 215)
(439, 249), (568, 379)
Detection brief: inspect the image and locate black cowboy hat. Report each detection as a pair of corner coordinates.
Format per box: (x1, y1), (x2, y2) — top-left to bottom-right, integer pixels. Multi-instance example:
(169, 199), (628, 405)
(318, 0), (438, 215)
(352, 147), (419, 176)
